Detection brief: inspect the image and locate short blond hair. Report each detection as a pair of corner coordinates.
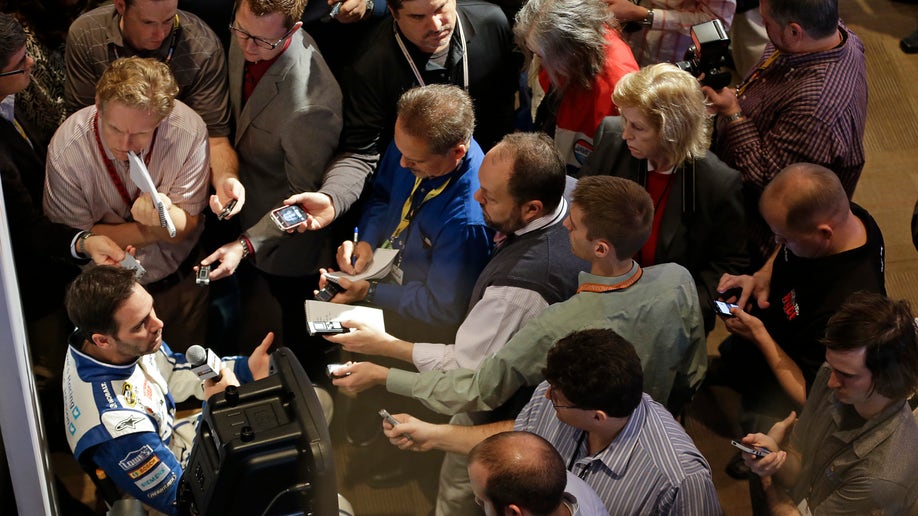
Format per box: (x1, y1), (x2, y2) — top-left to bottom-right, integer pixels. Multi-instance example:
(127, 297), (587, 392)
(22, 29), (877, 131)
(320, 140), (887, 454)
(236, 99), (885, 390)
(613, 63), (711, 166)
(95, 57), (179, 120)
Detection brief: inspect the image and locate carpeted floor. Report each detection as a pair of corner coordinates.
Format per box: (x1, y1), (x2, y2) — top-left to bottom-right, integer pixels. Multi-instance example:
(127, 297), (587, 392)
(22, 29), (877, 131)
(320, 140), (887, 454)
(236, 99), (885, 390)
(690, 0), (918, 514)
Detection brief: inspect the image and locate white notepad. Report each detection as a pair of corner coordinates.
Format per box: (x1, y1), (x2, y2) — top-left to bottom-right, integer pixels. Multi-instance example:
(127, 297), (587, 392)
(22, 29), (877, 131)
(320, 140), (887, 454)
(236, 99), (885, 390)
(334, 248), (400, 282)
(303, 300), (386, 336)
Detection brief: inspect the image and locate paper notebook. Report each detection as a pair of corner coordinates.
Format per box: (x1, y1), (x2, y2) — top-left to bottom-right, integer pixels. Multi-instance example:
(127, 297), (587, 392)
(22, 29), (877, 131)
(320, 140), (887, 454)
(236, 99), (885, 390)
(303, 300), (386, 336)
(334, 248), (399, 282)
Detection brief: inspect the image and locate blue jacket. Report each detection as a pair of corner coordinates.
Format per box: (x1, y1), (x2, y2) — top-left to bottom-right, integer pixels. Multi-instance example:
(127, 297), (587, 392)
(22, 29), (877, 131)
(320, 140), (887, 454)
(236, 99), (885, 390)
(359, 139), (493, 334)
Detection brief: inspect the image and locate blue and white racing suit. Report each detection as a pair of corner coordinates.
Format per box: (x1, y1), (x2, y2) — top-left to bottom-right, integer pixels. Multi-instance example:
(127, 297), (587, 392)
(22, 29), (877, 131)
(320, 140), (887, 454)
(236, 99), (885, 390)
(63, 341), (252, 515)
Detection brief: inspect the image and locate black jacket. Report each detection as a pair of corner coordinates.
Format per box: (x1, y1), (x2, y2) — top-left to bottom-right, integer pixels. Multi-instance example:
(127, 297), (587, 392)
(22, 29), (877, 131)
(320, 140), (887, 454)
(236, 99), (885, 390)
(579, 116), (750, 331)
(0, 118), (83, 320)
(339, 0), (520, 155)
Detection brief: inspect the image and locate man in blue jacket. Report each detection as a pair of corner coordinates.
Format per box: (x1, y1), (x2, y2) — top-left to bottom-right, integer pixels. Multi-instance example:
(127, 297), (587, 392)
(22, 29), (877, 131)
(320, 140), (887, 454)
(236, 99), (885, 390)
(327, 84), (492, 343)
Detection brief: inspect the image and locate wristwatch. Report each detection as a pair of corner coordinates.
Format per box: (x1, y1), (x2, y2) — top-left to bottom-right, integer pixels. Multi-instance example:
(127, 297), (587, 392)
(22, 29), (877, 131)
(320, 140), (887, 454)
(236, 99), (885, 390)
(641, 8), (654, 27)
(725, 111), (745, 123)
(365, 0), (374, 16)
(365, 281), (379, 304)
(77, 231), (95, 257)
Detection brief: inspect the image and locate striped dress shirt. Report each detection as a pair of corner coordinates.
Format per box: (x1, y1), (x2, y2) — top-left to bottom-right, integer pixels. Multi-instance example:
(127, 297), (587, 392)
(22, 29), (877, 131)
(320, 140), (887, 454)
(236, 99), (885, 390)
(43, 102), (209, 282)
(515, 383), (721, 515)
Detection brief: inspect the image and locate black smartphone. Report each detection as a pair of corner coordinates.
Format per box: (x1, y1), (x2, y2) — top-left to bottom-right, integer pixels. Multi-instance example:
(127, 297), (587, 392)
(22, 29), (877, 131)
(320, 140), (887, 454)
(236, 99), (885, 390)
(308, 321), (348, 335)
(217, 198), (237, 221)
(315, 276), (344, 301)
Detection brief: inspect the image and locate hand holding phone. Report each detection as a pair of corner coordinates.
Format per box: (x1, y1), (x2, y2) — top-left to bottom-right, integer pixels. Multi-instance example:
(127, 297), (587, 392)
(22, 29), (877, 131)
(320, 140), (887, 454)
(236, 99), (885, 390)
(315, 273), (346, 301)
(217, 198), (237, 221)
(119, 253), (146, 279)
(195, 264), (211, 286)
(379, 409), (413, 441)
(731, 440), (771, 458)
(378, 409), (400, 427)
(714, 300), (740, 318)
(326, 363), (351, 378)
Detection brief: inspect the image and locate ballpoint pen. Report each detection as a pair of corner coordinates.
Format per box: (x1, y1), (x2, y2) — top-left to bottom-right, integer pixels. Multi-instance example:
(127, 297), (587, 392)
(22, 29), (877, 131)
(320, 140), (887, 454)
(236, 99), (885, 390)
(352, 227), (359, 267)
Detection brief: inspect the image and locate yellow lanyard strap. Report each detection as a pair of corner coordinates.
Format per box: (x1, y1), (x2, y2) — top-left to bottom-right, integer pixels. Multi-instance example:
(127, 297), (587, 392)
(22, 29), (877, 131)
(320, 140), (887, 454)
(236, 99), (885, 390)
(384, 176), (453, 248)
(12, 117), (31, 147)
(735, 50), (780, 97)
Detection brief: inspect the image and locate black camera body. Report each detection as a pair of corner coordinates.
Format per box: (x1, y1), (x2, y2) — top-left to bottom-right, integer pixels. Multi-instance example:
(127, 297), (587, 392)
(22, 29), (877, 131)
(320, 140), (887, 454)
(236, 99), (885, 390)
(676, 19), (732, 90)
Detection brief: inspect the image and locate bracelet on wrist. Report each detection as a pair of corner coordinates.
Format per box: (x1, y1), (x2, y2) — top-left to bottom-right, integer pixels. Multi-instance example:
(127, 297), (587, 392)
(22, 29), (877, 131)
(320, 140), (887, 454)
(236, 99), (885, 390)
(238, 236), (253, 259)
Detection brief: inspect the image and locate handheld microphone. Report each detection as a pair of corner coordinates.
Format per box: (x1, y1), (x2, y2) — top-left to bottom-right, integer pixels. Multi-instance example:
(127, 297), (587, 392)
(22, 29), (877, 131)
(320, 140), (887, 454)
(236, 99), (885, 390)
(187, 345), (223, 382)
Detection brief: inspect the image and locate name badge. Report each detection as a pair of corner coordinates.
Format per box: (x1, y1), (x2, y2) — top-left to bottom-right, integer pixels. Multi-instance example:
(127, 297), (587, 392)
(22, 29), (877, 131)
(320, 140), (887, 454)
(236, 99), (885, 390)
(390, 265), (404, 285)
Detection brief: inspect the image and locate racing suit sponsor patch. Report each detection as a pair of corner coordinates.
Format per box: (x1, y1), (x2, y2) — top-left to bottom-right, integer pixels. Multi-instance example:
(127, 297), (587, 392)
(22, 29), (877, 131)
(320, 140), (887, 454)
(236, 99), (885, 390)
(118, 444), (154, 471)
(134, 462), (170, 492)
(128, 456), (160, 479)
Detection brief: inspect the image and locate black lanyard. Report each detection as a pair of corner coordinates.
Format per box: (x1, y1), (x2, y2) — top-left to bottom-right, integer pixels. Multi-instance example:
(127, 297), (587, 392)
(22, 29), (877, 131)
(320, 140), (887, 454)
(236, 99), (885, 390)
(566, 430), (589, 479)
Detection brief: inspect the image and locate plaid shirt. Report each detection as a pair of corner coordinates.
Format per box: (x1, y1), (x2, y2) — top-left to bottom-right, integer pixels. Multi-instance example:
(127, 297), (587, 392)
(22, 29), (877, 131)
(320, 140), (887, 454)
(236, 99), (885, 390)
(716, 23), (867, 264)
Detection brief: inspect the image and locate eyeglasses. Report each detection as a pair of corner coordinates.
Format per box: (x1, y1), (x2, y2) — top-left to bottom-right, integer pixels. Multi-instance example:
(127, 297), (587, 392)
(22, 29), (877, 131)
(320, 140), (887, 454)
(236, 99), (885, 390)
(0, 68), (25, 78)
(228, 23), (296, 50)
(548, 384), (581, 410)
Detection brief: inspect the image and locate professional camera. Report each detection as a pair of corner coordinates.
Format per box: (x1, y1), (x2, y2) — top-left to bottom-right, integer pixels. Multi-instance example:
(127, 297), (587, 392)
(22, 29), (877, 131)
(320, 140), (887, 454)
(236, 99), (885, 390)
(676, 19), (732, 90)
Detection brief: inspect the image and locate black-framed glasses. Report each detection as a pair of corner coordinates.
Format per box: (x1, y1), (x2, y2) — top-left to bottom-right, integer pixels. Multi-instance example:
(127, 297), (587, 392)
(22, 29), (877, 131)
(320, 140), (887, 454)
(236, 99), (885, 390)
(0, 68), (25, 78)
(228, 23), (296, 50)
(548, 384), (580, 410)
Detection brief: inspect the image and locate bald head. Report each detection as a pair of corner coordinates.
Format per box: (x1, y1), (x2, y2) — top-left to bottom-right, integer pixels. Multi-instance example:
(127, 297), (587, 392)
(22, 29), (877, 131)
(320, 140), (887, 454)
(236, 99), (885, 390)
(468, 431), (567, 515)
(761, 163), (850, 233)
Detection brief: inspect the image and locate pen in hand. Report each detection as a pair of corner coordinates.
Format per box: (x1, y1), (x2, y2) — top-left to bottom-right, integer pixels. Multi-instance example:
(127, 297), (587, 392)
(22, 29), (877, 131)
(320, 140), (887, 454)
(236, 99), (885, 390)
(352, 227), (359, 267)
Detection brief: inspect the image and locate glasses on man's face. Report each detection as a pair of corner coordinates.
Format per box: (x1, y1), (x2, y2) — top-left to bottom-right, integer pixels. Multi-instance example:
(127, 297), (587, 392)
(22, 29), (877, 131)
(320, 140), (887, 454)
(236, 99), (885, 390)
(547, 384), (580, 410)
(228, 23), (295, 50)
(0, 68), (25, 78)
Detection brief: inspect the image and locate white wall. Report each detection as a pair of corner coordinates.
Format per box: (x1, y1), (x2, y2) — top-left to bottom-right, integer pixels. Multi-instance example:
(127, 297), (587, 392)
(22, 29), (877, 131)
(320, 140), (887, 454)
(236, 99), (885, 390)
(0, 181), (58, 514)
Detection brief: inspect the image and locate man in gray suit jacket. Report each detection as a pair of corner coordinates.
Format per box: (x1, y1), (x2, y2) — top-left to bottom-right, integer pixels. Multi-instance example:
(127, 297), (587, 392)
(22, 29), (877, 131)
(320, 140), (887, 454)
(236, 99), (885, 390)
(201, 0), (343, 376)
